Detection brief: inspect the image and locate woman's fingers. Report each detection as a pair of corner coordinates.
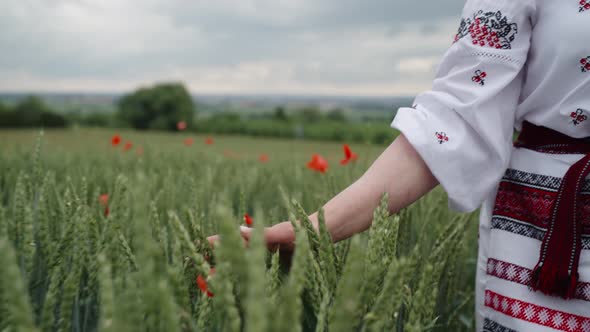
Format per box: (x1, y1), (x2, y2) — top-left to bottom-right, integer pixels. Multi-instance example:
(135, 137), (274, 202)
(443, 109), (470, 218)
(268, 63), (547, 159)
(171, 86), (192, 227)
(239, 225), (280, 250)
(207, 234), (219, 248)
(206, 221), (296, 252)
(206, 227), (251, 248)
(239, 225), (253, 240)
(265, 222), (295, 251)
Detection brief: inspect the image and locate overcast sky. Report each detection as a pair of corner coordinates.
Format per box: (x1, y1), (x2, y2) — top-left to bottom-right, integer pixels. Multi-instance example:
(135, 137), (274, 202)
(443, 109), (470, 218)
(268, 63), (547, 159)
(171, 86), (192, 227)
(0, 0), (466, 96)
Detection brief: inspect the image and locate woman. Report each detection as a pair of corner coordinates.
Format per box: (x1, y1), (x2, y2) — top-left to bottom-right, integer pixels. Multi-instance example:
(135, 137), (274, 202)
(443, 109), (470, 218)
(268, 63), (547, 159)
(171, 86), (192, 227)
(210, 0), (590, 330)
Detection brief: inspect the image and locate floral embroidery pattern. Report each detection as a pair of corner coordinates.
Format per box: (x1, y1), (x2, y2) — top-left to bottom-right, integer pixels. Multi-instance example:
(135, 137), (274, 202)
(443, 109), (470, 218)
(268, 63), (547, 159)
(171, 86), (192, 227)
(580, 0), (590, 12)
(436, 132), (449, 144)
(581, 56), (590, 72)
(454, 10), (518, 49)
(472, 70), (487, 85)
(453, 18), (471, 43)
(571, 108), (588, 125)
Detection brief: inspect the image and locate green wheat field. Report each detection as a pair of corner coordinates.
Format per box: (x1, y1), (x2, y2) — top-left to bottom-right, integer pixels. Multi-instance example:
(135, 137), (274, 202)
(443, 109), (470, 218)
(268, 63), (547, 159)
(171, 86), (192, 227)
(0, 129), (478, 332)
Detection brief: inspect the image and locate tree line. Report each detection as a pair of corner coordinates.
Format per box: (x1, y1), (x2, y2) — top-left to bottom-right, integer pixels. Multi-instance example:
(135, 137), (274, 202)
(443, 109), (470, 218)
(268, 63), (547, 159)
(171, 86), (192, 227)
(0, 83), (400, 145)
(0, 83), (194, 130)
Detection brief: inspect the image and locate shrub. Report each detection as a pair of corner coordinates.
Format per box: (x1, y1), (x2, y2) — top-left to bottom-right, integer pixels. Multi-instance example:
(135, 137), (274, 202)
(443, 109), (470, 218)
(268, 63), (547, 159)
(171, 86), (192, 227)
(0, 96), (68, 128)
(118, 83), (195, 131)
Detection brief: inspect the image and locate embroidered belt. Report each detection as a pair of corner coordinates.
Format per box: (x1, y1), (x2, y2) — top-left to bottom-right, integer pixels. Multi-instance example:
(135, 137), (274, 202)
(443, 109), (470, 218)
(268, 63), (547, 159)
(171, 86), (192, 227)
(514, 121), (590, 299)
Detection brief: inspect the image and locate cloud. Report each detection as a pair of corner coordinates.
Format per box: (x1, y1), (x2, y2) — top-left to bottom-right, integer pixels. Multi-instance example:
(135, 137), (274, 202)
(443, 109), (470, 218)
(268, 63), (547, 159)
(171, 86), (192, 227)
(0, 0), (465, 95)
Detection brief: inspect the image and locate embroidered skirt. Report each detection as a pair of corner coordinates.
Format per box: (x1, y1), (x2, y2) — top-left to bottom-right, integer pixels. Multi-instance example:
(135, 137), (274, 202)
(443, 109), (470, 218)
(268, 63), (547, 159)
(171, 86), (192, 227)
(476, 147), (590, 331)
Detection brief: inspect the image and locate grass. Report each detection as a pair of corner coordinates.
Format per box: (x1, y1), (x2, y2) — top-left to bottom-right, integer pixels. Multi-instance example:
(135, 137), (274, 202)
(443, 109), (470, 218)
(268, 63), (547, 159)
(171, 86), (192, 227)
(0, 128), (478, 332)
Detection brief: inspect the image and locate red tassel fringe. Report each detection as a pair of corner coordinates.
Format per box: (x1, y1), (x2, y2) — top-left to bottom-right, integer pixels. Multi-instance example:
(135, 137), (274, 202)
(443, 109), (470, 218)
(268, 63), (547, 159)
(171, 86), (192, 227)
(531, 263), (579, 299)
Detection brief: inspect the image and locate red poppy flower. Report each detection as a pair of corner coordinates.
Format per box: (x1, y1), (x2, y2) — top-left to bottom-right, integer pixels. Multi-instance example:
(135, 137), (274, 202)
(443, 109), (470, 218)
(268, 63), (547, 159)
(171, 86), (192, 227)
(111, 135), (121, 146)
(258, 154), (269, 163)
(184, 138), (194, 146)
(340, 144), (358, 165)
(99, 194), (109, 217)
(123, 142), (133, 151)
(244, 213), (253, 226)
(307, 154), (329, 173)
(177, 121), (187, 131)
(205, 137), (214, 145)
(99, 194), (109, 206)
(136, 146), (144, 156)
(196, 268), (215, 297)
(196, 275), (207, 292)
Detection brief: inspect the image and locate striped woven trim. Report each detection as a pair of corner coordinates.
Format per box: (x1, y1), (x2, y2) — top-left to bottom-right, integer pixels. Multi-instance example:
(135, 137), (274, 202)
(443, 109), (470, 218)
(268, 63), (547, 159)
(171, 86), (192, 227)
(485, 290), (590, 331)
(502, 169), (590, 193)
(491, 216), (590, 250)
(486, 258), (590, 302)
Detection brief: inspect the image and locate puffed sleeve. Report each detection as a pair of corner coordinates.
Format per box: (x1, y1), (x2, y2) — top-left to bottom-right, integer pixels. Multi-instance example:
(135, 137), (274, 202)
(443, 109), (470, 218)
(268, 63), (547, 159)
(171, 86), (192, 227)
(391, 0), (536, 212)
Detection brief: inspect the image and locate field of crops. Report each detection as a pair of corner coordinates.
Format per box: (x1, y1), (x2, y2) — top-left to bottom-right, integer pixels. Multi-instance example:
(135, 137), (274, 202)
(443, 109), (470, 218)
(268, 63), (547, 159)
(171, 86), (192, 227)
(0, 129), (479, 332)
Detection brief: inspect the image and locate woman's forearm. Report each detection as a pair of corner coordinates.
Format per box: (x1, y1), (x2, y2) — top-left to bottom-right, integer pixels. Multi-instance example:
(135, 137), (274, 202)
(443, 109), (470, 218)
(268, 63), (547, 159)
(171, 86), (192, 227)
(308, 133), (439, 242)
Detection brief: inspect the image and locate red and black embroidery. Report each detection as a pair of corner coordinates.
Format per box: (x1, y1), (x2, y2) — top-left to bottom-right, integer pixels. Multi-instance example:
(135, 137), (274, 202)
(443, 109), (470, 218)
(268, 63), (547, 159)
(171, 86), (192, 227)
(485, 290), (590, 330)
(454, 17), (471, 42)
(580, 0), (590, 12)
(487, 258), (590, 302)
(472, 70), (487, 85)
(495, 169), (590, 228)
(581, 56), (590, 72)
(571, 108), (588, 125)
(454, 10), (518, 49)
(492, 168), (590, 250)
(435, 132), (449, 144)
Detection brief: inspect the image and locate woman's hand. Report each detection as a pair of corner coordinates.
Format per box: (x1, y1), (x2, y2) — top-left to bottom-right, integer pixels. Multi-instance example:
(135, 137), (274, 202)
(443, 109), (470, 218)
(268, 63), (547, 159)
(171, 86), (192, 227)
(206, 221), (296, 252)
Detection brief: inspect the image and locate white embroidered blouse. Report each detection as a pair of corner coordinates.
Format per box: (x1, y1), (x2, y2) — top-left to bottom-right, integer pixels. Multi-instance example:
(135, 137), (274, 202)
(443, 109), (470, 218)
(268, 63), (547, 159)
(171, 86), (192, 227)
(392, 0), (590, 212)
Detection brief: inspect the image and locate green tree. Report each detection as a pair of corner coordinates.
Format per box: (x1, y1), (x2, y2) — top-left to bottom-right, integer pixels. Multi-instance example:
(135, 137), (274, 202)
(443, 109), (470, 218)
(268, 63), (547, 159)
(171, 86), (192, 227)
(118, 83), (195, 131)
(13, 96), (48, 126)
(0, 101), (16, 127)
(0, 101), (12, 126)
(273, 106), (289, 121)
(326, 108), (347, 122)
(40, 111), (68, 127)
(0, 96), (67, 128)
(300, 107), (322, 123)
